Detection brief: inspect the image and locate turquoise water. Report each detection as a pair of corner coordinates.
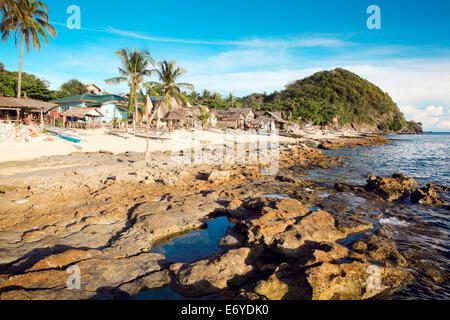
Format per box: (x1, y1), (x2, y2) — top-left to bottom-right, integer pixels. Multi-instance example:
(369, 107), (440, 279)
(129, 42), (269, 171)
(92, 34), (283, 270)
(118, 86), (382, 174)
(308, 133), (450, 187)
(151, 216), (233, 264)
(133, 217), (232, 300)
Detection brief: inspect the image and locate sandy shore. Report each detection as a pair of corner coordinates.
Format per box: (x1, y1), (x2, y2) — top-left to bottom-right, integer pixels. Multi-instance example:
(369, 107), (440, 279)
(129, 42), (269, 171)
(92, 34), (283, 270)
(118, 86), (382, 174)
(0, 127), (365, 163)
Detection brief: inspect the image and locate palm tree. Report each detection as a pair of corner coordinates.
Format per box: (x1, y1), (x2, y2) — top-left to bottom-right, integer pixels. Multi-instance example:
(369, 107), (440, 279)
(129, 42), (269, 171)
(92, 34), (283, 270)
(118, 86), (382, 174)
(197, 108), (210, 129)
(1, 0), (57, 98)
(105, 48), (155, 126)
(145, 60), (194, 111)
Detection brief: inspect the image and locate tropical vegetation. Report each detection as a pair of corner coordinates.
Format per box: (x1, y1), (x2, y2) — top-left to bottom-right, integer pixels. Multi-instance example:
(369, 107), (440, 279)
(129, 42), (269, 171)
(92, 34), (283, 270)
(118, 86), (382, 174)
(0, 0), (56, 98)
(56, 79), (88, 98)
(145, 60), (194, 109)
(105, 48), (155, 119)
(186, 68), (421, 131)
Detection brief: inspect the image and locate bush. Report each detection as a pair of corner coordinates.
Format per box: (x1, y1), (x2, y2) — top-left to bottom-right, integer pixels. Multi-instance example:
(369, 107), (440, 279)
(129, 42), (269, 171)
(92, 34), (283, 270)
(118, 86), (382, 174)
(379, 122), (389, 131)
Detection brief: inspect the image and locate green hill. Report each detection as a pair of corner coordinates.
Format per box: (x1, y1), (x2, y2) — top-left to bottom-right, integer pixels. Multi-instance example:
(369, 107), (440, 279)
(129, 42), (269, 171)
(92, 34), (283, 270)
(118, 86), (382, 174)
(242, 68), (422, 132)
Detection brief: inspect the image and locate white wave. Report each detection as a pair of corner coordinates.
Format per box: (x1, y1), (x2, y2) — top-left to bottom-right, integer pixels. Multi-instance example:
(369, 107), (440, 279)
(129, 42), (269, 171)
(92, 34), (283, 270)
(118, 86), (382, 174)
(380, 217), (410, 227)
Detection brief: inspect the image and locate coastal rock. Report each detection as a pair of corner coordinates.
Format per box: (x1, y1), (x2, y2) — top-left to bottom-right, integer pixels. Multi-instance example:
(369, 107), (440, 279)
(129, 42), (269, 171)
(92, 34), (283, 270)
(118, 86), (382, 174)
(365, 174), (418, 201)
(271, 210), (346, 257)
(305, 260), (411, 300)
(170, 248), (256, 297)
(208, 170), (232, 183)
(349, 235), (408, 267)
(410, 184), (445, 206)
(219, 226), (245, 249)
(318, 135), (389, 150)
(0, 253), (169, 300)
(238, 198), (346, 257)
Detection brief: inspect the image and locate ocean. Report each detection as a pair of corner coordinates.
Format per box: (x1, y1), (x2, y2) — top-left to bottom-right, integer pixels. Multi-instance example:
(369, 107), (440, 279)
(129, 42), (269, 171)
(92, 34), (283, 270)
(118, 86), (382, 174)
(307, 133), (450, 299)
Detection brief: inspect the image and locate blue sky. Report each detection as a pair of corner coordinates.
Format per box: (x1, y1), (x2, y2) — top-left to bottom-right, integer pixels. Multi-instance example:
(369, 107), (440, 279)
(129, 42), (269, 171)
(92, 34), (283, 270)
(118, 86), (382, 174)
(1, 0), (450, 131)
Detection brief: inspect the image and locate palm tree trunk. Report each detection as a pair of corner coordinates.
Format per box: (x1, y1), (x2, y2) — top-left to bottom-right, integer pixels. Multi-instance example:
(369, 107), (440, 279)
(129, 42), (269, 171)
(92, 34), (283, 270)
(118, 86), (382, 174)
(134, 94), (138, 134)
(17, 33), (25, 99)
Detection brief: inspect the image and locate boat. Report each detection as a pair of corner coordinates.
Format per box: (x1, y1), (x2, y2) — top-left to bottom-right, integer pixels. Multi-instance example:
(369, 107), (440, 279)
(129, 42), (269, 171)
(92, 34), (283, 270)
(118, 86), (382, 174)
(47, 130), (82, 143)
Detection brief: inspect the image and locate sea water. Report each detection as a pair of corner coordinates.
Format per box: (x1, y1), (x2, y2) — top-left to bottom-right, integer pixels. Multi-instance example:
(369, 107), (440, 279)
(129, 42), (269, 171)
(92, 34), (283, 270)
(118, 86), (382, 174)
(307, 133), (450, 299)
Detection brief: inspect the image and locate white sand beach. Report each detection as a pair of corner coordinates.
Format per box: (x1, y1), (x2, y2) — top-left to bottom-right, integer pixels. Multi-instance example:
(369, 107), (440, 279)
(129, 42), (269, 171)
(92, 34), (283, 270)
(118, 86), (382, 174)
(0, 127), (358, 164)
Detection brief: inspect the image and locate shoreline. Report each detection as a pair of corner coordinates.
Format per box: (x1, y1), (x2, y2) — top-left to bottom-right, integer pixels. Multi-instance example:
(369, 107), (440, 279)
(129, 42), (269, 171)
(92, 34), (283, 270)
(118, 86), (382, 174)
(0, 127), (387, 164)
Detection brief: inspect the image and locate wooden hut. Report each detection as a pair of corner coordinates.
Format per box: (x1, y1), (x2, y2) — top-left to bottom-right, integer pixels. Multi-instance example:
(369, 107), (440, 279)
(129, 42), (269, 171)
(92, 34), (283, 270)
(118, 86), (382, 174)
(215, 110), (246, 129)
(61, 107), (103, 129)
(163, 108), (195, 130)
(0, 97), (57, 125)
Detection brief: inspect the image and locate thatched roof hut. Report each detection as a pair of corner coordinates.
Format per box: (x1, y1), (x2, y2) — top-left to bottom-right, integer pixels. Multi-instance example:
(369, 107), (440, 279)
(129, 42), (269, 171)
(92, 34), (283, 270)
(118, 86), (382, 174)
(163, 108), (195, 129)
(0, 97), (57, 113)
(163, 108), (193, 121)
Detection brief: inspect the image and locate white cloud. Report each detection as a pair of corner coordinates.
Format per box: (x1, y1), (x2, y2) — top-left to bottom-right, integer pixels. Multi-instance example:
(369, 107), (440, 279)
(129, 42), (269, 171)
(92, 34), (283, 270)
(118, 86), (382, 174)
(105, 26), (348, 49)
(400, 105), (450, 131)
(438, 120), (450, 130)
(342, 61), (450, 107)
(184, 68), (323, 96)
(426, 105), (444, 116)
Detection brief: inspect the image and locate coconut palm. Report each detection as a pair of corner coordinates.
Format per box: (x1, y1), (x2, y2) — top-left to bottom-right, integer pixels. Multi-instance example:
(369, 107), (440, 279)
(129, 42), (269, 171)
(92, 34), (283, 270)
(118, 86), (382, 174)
(105, 48), (155, 124)
(145, 60), (194, 110)
(197, 108), (210, 129)
(1, 0), (57, 98)
(0, 0), (22, 17)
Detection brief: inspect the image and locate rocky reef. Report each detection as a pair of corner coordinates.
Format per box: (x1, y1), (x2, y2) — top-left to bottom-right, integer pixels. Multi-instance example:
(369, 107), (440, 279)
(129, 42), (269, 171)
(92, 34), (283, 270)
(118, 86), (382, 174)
(0, 138), (419, 300)
(335, 174), (448, 206)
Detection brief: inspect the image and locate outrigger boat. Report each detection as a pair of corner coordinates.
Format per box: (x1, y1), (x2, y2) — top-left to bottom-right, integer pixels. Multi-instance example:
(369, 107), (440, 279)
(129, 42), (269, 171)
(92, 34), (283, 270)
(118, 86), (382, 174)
(47, 129), (82, 143)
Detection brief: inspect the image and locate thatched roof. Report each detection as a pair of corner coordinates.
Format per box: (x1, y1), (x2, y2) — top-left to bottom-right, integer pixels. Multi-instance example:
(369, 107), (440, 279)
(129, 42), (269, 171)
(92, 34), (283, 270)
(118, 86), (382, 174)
(163, 108), (193, 121)
(255, 111), (289, 124)
(159, 96), (183, 111)
(62, 107), (103, 118)
(190, 105), (210, 116)
(0, 96), (57, 112)
(215, 109), (245, 121)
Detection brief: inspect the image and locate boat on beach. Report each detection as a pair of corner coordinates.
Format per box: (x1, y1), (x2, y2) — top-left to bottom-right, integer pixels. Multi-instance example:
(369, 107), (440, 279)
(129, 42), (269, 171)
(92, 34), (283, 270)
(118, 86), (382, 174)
(46, 128), (82, 143)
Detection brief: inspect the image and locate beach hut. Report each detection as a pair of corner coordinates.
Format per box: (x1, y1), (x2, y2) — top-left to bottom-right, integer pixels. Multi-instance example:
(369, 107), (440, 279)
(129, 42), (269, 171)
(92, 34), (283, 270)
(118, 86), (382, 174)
(215, 110), (246, 129)
(255, 111), (291, 131)
(0, 96), (57, 125)
(163, 108), (195, 130)
(61, 107), (104, 129)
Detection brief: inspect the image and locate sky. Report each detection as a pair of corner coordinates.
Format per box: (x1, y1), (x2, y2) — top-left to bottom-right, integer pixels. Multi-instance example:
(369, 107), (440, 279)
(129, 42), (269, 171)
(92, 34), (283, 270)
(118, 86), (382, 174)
(1, 0), (450, 131)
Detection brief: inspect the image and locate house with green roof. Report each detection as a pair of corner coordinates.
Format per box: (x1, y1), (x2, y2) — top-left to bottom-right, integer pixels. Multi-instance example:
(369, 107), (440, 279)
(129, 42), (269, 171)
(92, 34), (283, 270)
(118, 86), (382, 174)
(52, 94), (129, 123)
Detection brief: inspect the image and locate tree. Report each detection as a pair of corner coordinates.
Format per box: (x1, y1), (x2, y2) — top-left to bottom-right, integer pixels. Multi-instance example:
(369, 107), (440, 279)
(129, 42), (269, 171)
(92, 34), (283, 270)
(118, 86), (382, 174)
(0, 67), (53, 100)
(188, 90), (199, 104)
(202, 89), (211, 100)
(56, 79), (87, 98)
(0, 74), (16, 96)
(145, 60), (194, 110)
(197, 108), (210, 129)
(0, 62), (5, 71)
(227, 93), (234, 107)
(1, 0), (57, 98)
(105, 48), (155, 121)
(379, 122), (389, 132)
